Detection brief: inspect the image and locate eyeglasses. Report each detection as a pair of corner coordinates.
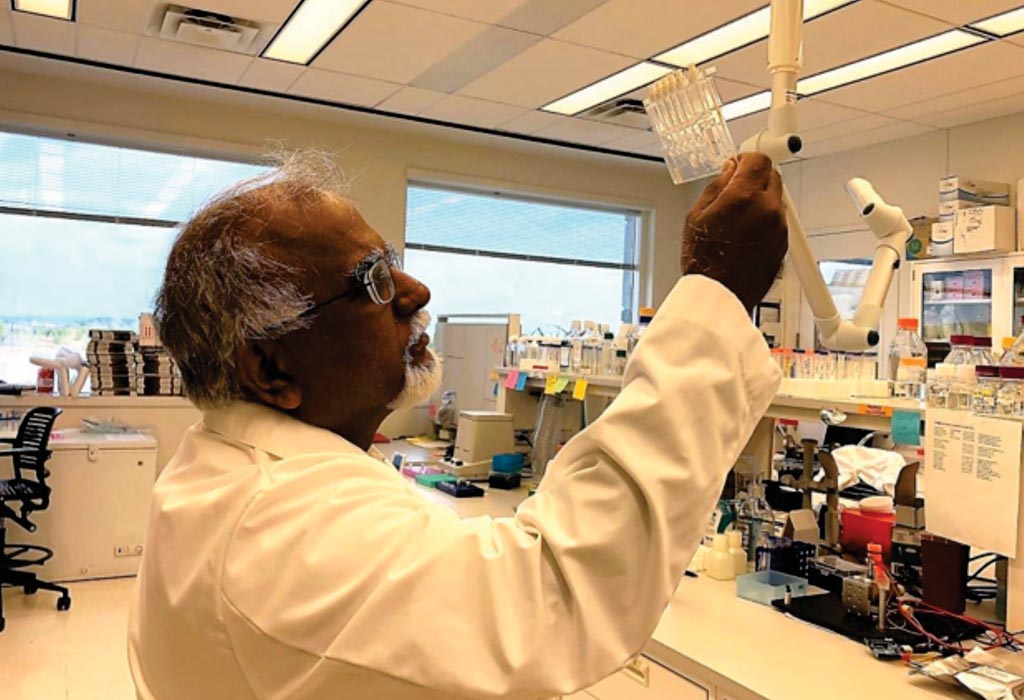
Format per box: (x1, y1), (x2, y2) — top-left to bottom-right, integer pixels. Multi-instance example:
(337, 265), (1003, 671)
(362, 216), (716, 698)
(301, 245), (401, 317)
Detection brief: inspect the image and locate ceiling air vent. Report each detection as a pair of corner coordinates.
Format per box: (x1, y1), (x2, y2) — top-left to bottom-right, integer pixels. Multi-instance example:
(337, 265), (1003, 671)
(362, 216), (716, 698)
(158, 5), (261, 53)
(579, 98), (651, 129)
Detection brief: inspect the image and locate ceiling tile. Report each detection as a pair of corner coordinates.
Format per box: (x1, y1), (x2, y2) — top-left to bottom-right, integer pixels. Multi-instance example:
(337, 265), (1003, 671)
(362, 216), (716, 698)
(419, 95), (527, 129)
(716, 77), (763, 103)
(714, 1), (949, 89)
(0, 11), (13, 45)
(884, 75), (1024, 125)
(600, 129), (661, 153)
(410, 25), (540, 93)
(801, 113), (898, 143)
(459, 39), (634, 109)
(134, 37), (253, 83)
(799, 117), (936, 158)
(389, 0), (531, 24)
(495, 109), (569, 135)
(288, 68), (402, 107)
(182, 0), (295, 24)
(314, 2), (489, 84)
(915, 91), (1024, 130)
(811, 41), (1024, 112)
(497, 0), (610, 37)
(238, 58), (304, 92)
(76, 25), (138, 65)
(12, 12), (76, 54)
(377, 86), (447, 115)
(533, 117), (643, 147)
(78, 0), (156, 34)
(877, 0), (1021, 25)
(553, 0), (764, 60)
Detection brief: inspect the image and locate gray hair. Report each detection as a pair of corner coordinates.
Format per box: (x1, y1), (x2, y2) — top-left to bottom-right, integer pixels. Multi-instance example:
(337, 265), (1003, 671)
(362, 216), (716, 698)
(155, 148), (350, 408)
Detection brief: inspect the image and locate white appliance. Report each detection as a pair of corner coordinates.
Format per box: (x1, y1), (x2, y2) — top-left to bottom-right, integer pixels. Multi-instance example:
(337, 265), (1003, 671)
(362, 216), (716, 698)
(442, 411), (514, 480)
(12, 429), (157, 581)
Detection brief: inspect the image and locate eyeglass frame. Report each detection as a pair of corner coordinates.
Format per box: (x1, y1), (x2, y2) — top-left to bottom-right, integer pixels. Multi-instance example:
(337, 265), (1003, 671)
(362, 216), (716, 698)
(299, 244), (402, 318)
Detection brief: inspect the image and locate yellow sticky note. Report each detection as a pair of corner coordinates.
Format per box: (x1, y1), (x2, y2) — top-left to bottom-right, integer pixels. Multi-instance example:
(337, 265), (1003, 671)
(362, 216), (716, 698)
(573, 379), (588, 400)
(554, 376), (570, 393)
(544, 375), (559, 395)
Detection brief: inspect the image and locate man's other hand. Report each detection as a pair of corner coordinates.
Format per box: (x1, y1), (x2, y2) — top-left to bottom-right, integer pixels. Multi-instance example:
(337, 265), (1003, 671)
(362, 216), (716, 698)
(681, 153), (788, 314)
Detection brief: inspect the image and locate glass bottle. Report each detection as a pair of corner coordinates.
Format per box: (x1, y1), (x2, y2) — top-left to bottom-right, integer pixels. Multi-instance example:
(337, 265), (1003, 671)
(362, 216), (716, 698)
(628, 307), (655, 355)
(558, 339), (571, 372)
(1000, 322), (1024, 366)
(889, 318), (927, 385)
(568, 320), (584, 373)
(927, 363), (955, 408)
(945, 335), (975, 365)
(894, 357), (927, 400)
(948, 364), (976, 411)
(613, 348), (627, 376)
(600, 332), (616, 376)
(997, 367), (1024, 417)
(734, 473), (775, 572)
(971, 337), (995, 366)
(504, 335), (519, 368)
(972, 365), (1000, 415)
(580, 321), (601, 374)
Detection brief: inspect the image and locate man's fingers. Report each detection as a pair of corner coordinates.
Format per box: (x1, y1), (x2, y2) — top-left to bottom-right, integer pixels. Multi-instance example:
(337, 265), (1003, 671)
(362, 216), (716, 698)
(691, 158), (737, 215)
(765, 165), (783, 207)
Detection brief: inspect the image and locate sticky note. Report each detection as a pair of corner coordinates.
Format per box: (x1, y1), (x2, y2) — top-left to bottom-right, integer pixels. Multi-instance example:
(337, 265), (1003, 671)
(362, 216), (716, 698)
(504, 370), (520, 389)
(859, 404), (894, 417)
(892, 410), (921, 446)
(554, 376), (570, 393)
(544, 375), (559, 395)
(514, 373), (528, 391)
(573, 379), (588, 400)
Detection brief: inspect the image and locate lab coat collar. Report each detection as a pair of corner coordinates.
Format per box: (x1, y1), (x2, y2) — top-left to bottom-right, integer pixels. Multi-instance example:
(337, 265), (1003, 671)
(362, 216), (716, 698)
(202, 401), (383, 461)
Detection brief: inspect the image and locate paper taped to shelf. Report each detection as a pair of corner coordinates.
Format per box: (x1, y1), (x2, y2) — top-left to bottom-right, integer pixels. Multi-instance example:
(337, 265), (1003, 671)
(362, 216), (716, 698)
(924, 409), (1022, 557)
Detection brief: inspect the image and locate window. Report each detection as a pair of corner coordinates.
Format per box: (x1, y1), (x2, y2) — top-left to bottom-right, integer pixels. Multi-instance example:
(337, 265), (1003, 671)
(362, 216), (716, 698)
(0, 132), (266, 384)
(404, 184), (642, 335)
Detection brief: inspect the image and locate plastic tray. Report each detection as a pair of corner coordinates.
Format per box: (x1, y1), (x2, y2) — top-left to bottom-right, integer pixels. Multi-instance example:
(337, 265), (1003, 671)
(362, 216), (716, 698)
(737, 570), (808, 606)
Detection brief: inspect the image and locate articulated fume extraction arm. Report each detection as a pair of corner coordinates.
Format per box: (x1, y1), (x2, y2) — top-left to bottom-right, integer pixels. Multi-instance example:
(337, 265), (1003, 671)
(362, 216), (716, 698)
(647, 0), (911, 351)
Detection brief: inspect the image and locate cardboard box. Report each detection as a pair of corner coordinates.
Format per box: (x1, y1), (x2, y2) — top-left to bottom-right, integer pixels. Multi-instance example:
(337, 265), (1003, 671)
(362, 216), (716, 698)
(944, 274), (964, 299)
(939, 176), (1011, 204)
(939, 199), (989, 221)
(930, 221), (954, 257)
(954, 205), (1016, 254)
(964, 269), (987, 299)
(906, 216), (936, 260)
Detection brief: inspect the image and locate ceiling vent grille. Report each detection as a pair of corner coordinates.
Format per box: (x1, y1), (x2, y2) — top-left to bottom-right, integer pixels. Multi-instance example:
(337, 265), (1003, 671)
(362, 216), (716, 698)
(579, 98), (651, 129)
(157, 5), (262, 53)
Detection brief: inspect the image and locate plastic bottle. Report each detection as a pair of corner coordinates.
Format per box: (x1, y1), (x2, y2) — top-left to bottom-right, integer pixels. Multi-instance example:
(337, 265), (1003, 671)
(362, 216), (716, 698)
(580, 322), (601, 374)
(628, 307), (655, 355)
(945, 335), (975, 365)
(568, 320), (584, 373)
(927, 363), (955, 408)
(888, 318), (927, 396)
(727, 529), (747, 577)
(600, 332), (616, 376)
(973, 365), (1000, 415)
(558, 339), (571, 372)
(948, 364), (976, 411)
(705, 534), (736, 581)
(613, 348), (627, 376)
(971, 337), (995, 366)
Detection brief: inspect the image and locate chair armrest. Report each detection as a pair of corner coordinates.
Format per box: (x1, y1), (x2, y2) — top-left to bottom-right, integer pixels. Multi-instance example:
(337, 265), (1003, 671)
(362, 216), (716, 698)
(0, 447), (48, 457)
(0, 437), (15, 444)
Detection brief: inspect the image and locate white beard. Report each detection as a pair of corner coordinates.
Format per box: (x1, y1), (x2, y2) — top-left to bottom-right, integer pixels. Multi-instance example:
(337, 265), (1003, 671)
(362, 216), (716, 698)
(386, 311), (444, 411)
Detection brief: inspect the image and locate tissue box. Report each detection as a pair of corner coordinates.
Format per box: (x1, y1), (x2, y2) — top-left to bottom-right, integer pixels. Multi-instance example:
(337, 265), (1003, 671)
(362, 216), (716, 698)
(944, 274), (964, 299)
(939, 176), (1011, 204)
(964, 270), (987, 299)
(930, 221), (954, 257)
(954, 205), (1016, 254)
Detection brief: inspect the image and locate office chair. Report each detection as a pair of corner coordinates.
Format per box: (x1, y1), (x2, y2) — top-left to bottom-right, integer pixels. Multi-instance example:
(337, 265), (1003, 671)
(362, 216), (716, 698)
(0, 406), (70, 632)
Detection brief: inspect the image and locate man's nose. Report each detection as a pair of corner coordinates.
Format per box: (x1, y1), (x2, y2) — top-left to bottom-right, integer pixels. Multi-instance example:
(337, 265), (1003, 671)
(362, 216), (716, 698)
(391, 268), (431, 318)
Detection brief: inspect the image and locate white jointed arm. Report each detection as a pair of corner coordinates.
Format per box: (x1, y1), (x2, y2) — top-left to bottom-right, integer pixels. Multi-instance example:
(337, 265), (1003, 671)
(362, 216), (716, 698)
(738, 0), (909, 351)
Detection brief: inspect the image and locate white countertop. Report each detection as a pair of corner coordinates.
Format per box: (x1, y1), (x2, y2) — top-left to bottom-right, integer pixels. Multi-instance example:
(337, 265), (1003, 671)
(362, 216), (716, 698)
(0, 393), (194, 409)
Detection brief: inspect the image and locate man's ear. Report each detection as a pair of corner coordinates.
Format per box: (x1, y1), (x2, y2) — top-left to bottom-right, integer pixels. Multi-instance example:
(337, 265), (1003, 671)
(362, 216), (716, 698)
(234, 340), (302, 410)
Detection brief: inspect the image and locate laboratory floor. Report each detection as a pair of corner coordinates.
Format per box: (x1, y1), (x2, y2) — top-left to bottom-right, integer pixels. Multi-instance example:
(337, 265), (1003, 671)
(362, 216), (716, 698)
(1, 577), (137, 700)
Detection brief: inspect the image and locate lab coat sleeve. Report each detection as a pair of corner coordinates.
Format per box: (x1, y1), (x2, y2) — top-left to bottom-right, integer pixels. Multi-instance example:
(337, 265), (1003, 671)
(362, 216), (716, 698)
(219, 275), (781, 699)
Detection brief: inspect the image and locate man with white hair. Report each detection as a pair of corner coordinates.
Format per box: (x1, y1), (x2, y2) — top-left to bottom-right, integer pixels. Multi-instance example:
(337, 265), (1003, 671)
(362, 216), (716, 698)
(129, 150), (788, 699)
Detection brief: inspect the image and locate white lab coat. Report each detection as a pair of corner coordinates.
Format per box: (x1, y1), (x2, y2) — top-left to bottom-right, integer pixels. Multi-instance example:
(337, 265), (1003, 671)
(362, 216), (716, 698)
(128, 275), (780, 700)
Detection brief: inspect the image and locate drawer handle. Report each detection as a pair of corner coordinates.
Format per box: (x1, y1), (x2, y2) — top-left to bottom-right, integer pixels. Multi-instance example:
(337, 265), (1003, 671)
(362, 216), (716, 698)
(621, 657), (650, 687)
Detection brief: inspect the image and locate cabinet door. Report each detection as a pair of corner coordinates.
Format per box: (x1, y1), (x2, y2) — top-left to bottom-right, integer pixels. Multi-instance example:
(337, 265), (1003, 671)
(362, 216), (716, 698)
(587, 656), (711, 700)
(1007, 260), (1024, 339)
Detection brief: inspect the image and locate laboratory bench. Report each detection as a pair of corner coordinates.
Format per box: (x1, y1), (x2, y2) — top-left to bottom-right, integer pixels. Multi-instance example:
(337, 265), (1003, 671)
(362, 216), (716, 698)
(380, 440), (971, 700)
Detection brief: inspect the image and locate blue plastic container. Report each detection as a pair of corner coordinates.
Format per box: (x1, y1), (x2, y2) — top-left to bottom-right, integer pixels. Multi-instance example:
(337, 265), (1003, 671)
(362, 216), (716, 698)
(492, 453), (525, 473)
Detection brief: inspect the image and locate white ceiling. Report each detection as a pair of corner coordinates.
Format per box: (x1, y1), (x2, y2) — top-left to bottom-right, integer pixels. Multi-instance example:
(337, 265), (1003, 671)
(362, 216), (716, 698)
(3, 0), (1024, 161)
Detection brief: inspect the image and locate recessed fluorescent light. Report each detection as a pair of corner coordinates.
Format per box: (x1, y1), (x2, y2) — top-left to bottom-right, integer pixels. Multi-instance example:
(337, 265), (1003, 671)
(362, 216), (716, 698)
(797, 29), (986, 96)
(970, 7), (1024, 37)
(542, 62), (673, 115)
(11, 0), (74, 21)
(655, 0), (854, 68)
(262, 0), (370, 65)
(720, 91), (771, 120)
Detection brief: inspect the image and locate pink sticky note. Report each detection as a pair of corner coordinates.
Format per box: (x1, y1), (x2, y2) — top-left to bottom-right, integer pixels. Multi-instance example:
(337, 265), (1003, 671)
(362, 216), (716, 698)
(504, 370), (520, 389)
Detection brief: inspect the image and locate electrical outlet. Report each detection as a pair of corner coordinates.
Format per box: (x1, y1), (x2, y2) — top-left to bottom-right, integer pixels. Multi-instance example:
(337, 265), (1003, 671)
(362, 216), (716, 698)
(114, 545), (128, 557)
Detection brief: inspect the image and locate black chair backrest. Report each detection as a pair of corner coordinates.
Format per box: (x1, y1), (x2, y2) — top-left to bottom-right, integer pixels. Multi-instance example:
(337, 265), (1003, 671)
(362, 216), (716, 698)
(12, 407), (62, 484)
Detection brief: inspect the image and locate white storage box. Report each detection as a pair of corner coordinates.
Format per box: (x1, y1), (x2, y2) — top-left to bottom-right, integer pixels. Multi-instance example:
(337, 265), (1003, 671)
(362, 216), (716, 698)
(939, 176), (1011, 204)
(939, 199), (988, 221)
(930, 221), (953, 256)
(954, 205), (1016, 254)
(9, 429), (157, 581)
